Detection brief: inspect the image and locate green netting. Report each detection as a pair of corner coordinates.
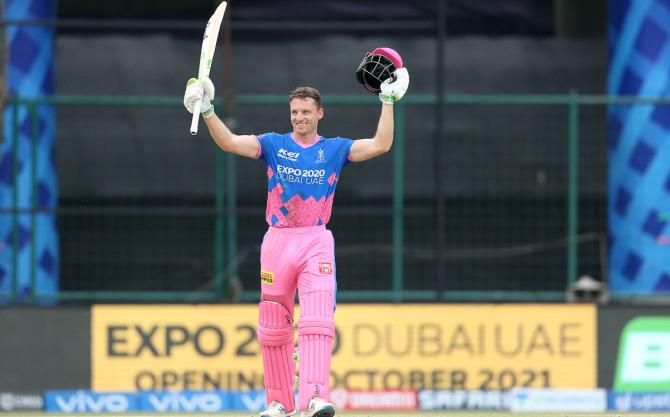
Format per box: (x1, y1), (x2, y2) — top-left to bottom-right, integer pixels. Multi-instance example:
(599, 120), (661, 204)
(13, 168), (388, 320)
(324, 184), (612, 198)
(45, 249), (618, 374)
(3, 94), (634, 303)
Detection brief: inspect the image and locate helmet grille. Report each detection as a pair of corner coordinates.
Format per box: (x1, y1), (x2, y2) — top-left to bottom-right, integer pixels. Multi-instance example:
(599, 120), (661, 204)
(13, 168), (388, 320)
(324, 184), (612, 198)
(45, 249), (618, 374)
(355, 53), (397, 94)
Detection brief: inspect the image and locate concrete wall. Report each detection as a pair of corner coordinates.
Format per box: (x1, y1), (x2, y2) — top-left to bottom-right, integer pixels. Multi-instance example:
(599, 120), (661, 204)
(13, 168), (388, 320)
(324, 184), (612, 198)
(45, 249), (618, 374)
(0, 308), (90, 390)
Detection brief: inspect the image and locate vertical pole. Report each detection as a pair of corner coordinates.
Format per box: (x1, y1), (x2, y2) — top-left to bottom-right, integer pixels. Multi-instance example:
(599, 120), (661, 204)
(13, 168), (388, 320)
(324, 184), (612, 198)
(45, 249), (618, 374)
(11, 97), (18, 302)
(392, 103), (405, 302)
(218, 5), (235, 301)
(215, 150), (225, 300)
(567, 90), (579, 286)
(226, 152), (237, 286)
(435, 0), (447, 299)
(30, 102), (38, 302)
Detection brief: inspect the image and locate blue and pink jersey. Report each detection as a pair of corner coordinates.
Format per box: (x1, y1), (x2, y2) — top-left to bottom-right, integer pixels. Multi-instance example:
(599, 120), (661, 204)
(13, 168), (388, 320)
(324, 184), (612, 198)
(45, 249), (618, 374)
(255, 132), (354, 227)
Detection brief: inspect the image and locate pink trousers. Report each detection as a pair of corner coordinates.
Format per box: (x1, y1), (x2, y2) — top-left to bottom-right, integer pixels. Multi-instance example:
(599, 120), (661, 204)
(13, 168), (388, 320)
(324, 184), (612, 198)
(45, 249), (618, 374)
(257, 225), (336, 413)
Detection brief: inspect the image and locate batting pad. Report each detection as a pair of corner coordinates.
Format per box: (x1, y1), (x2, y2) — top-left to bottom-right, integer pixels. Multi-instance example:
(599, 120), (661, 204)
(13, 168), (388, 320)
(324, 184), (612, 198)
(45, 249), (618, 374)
(298, 291), (335, 410)
(257, 301), (296, 413)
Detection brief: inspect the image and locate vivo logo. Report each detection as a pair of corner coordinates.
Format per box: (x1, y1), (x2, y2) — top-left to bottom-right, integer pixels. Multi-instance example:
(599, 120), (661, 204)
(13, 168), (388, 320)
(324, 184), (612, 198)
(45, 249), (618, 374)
(53, 391), (130, 413)
(240, 393), (266, 411)
(147, 393), (223, 412)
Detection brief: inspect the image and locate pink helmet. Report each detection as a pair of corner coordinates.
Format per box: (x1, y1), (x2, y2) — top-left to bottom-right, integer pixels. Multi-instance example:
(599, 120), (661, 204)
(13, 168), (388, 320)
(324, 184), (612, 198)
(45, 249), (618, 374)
(356, 47), (404, 94)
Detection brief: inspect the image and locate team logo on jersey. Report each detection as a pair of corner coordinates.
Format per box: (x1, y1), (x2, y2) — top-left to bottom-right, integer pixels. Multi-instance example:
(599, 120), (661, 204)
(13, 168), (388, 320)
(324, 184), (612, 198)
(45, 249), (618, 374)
(278, 148), (300, 162)
(318, 262), (333, 274)
(315, 148), (326, 164)
(260, 270), (274, 284)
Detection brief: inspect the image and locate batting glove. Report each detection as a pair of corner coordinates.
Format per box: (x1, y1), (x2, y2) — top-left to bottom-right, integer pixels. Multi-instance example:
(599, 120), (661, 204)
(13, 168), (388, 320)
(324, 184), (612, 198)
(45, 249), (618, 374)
(184, 77), (216, 118)
(379, 67), (409, 105)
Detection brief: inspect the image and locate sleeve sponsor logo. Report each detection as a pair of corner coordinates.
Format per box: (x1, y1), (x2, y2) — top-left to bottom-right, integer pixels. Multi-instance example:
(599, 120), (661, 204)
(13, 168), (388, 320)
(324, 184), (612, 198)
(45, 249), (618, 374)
(260, 270), (274, 285)
(318, 262), (333, 274)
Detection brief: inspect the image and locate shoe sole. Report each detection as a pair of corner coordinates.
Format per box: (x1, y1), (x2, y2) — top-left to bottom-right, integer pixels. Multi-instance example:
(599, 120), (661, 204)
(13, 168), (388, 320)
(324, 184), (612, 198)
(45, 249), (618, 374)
(312, 405), (335, 417)
(260, 409), (296, 417)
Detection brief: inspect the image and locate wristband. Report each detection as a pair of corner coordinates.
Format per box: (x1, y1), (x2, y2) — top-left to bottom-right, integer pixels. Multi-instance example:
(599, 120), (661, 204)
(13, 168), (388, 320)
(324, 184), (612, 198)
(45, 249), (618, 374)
(202, 105), (215, 119)
(379, 93), (396, 105)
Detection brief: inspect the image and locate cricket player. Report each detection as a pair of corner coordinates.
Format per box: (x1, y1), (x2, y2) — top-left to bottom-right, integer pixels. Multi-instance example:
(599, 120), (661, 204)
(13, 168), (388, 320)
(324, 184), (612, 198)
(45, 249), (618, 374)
(183, 49), (409, 417)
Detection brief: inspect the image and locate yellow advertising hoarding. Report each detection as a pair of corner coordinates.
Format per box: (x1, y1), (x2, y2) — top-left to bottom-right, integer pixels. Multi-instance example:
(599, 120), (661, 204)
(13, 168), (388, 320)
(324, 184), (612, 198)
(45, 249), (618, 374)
(92, 304), (596, 391)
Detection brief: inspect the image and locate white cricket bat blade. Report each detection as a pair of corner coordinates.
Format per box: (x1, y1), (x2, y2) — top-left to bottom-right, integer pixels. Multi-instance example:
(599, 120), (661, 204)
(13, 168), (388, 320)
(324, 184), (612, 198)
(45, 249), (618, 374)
(190, 1), (228, 135)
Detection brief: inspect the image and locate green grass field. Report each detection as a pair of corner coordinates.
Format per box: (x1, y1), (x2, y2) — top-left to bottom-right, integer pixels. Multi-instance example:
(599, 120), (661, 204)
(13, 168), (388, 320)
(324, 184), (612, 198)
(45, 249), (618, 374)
(4, 412), (667, 417)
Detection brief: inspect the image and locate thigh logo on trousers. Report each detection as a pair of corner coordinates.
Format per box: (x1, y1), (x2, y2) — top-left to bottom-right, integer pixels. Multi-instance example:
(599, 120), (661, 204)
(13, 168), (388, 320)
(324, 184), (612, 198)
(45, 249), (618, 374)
(318, 262), (332, 274)
(261, 270), (274, 285)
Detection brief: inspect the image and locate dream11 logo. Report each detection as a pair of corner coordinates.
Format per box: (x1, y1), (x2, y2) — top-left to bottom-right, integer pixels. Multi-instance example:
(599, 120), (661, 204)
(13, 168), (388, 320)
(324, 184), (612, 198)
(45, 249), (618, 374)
(614, 316), (670, 392)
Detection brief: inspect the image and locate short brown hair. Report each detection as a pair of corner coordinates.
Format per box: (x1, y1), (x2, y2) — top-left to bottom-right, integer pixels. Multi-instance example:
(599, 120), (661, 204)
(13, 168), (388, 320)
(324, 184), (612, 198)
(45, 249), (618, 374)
(289, 86), (322, 108)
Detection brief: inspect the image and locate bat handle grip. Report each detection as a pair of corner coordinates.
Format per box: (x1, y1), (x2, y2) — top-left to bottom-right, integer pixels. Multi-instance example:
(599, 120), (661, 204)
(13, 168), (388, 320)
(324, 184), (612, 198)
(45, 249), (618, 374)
(190, 98), (203, 135)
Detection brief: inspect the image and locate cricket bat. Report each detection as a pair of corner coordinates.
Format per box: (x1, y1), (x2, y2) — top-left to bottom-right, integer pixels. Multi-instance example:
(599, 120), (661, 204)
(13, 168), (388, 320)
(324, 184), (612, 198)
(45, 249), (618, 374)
(190, 1), (228, 135)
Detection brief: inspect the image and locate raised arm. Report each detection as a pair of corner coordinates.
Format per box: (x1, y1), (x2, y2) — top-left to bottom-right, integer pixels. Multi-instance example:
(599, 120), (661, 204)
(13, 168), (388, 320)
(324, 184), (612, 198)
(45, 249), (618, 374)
(184, 77), (259, 159)
(349, 104), (394, 162)
(349, 67), (410, 162)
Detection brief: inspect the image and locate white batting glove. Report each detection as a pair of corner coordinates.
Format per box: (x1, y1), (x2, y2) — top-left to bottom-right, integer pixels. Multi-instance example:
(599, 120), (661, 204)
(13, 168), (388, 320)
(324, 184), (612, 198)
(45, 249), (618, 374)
(183, 77), (216, 118)
(379, 67), (409, 105)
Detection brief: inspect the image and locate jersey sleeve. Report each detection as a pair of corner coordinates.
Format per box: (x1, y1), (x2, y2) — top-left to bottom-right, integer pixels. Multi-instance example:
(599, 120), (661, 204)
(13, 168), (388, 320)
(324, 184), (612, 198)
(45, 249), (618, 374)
(255, 132), (279, 162)
(336, 137), (355, 166)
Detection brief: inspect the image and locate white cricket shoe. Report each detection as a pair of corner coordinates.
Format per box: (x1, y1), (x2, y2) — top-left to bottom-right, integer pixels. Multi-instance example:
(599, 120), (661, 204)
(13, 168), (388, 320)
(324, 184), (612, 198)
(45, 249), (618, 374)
(300, 397), (335, 417)
(260, 400), (295, 417)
